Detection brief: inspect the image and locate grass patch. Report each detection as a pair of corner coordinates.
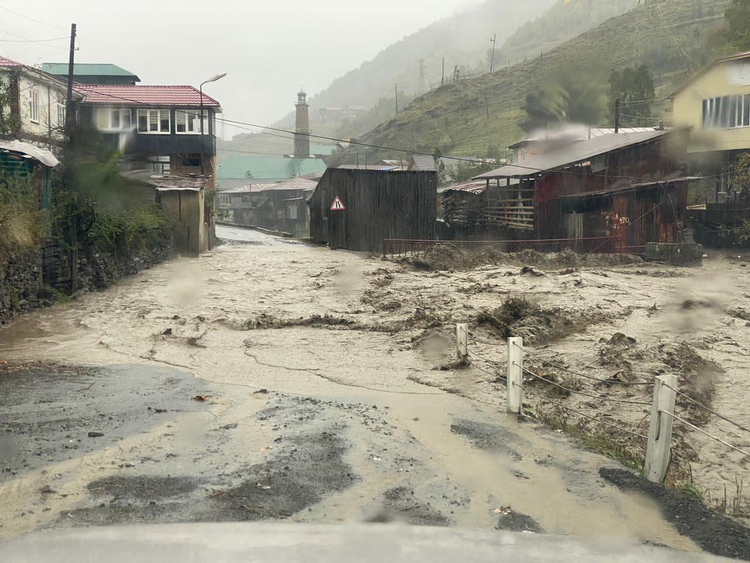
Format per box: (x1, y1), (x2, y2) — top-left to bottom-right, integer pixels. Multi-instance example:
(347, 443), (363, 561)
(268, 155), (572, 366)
(534, 410), (645, 472)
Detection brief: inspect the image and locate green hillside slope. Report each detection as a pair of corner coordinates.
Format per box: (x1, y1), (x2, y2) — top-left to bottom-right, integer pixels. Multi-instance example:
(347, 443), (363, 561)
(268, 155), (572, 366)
(358, 0), (730, 158)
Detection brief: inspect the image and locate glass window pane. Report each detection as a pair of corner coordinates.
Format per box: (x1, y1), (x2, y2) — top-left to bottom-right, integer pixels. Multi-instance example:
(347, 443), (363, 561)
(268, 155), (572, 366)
(122, 110), (131, 128)
(111, 109), (120, 129)
(138, 110), (148, 132)
(745, 95), (750, 126)
(187, 112), (197, 132)
(176, 111), (187, 133)
(160, 110), (170, 133)
(149, 110), (159, 132)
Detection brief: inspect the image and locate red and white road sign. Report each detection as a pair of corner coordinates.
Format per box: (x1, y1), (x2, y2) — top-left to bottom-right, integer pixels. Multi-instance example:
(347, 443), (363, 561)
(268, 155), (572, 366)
(330, 196), (346, 211)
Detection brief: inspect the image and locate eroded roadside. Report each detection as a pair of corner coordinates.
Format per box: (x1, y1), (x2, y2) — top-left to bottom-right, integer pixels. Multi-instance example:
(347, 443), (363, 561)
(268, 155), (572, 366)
(0, 227), (746, 557)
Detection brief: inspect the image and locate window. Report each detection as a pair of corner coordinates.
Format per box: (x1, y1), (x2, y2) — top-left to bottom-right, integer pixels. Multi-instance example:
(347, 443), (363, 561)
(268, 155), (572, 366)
(29, 89), (39, 123)
(177, 154), (202, 167)
(96, 108), (133, 131)
(175, 110), (208, 134)
(137, 109), (171, 134)
(702, 94), (750, 129)
(57, 102), (66, 128)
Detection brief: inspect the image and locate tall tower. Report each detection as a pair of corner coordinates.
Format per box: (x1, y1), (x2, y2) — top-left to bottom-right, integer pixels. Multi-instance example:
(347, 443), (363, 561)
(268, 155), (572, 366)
(294, 89), (310, 159)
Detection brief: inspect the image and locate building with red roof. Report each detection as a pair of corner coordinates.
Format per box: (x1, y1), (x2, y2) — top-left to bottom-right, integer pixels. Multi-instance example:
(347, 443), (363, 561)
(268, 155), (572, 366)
(75, 83), (223, 181)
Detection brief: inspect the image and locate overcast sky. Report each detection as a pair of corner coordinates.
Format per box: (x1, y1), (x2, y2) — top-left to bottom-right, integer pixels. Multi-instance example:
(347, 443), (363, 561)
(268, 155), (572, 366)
(0, 0), (476, 138)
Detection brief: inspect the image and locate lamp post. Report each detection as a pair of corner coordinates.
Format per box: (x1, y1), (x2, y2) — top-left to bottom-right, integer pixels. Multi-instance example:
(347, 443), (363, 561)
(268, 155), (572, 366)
(199, 72), (227, 175)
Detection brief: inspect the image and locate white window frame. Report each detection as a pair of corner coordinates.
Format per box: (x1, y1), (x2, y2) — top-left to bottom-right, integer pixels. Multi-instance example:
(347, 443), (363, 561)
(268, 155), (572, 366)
(98, 108), (132, 132)
(29, 89), (39, 123)
(175, 109), (209, 135)
(137, 109), (171, 135)
(57, 101), (66, 129)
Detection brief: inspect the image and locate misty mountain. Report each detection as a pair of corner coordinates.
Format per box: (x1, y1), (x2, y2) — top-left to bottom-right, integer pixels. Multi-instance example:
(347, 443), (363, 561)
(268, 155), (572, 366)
(355, 0), (729, 157)
(272, 0), (556, 129)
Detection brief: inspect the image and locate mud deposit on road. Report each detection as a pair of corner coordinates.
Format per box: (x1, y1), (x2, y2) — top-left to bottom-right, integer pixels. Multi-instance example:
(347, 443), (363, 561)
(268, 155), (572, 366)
(2, 228), (747, 555)
(602, 468), (750, 561)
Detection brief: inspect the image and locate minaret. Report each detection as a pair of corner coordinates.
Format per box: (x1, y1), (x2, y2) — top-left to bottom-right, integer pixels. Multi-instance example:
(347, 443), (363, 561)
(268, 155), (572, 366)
(294, 89), (310, 158)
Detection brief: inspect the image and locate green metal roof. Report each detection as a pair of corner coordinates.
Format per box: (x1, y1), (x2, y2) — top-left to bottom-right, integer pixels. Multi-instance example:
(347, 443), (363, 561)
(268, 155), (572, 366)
(217, 156), (328, 184)
(42, 63), (140, 79)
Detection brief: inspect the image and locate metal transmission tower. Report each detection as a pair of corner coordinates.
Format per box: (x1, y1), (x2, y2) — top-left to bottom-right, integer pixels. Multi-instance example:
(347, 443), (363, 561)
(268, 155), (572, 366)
(418, 58), (427, 94)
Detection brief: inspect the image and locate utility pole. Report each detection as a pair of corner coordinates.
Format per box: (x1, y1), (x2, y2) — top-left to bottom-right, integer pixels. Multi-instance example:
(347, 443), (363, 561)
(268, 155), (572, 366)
(65, 23), (77, 135)
(441, 57), (445, 86)
(615, 98), (621, 133)
(490, 33), (497, 73)
(418, 58), (427, 94)
(395, 84), (399, 114)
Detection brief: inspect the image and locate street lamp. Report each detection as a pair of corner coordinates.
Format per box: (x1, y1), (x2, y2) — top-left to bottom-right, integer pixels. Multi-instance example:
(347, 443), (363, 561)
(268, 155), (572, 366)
(198, 72), (226, 177)
(199, 72), (227, 139)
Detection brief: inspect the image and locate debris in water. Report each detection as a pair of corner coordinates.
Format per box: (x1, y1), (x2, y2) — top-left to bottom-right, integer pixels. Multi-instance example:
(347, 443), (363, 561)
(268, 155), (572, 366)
(493, 506), (512, 515)
(87, 432), (104, 438)
(192, 395), (209, 402)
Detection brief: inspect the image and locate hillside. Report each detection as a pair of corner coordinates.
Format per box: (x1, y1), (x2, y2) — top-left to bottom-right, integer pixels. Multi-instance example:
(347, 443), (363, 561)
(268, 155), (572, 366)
(356, 0), (731, 158)
(272, 0), (556, 131)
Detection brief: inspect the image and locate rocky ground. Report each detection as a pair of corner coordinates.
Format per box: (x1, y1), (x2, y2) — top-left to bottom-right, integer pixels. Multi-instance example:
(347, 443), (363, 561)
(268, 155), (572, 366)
(1, 225), (749, 559)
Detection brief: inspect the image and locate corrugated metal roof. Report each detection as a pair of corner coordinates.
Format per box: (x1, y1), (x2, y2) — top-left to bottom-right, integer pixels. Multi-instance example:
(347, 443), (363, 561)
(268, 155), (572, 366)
(438, 180), (489, 195)
(477, 130), (672, 180)
(154, 175), (209, 191)
(42, 63), (140, 80)
(77, 85), (220, 107)
(221, 177), (318, 195)
(0, 140), (59, 167)
(0, 56), (24, 68)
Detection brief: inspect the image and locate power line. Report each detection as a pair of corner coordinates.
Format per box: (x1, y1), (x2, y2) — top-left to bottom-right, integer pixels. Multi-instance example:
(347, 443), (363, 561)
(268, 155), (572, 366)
(0, 27), (68, 50)
(0, 5), (68, 30)
(71, 88), (732, 185)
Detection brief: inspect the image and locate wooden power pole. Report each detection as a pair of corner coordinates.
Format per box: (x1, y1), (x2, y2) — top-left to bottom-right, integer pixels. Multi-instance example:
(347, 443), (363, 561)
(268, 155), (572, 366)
(490, 34), (497, 73)
(65, 23), (77, 135)
(395, 84), (399, 114)
(615, 98), (621, 133)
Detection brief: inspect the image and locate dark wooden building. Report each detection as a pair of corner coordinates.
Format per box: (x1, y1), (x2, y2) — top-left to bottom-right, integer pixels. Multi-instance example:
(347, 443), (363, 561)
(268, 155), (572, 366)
(310, 169), (437, 252)
(472, 130), (692, 252)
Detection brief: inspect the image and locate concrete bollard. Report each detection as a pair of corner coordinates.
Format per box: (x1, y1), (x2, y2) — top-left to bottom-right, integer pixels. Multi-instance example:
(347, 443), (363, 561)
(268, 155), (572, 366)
(456, 323), (469, 362)
(507, 337), (523, 415)
(645, 375), (677, 484)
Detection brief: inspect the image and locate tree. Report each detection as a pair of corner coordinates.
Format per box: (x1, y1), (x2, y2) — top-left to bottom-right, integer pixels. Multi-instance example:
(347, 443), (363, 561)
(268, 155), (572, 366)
(725, 0), (750, 51)
(521, 69), (607, 132)
(609, 65), (656, 125)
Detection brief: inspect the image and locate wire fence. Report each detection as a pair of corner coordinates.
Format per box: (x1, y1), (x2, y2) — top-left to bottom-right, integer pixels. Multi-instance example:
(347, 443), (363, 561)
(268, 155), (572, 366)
(469, 336), (750, 472)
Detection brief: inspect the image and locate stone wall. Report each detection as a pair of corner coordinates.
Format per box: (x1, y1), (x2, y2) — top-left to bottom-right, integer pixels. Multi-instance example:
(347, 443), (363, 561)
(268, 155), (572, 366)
(1, 239), (173, 325)
(0, 249), (46, 324)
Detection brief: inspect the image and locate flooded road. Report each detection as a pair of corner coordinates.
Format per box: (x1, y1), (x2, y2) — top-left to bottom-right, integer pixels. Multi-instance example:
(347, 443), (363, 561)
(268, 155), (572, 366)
(0, 226), (729, 553)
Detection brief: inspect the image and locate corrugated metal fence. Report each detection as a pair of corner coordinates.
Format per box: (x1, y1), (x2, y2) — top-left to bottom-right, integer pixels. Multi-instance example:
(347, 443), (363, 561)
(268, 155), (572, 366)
(310, 169), (437, 252)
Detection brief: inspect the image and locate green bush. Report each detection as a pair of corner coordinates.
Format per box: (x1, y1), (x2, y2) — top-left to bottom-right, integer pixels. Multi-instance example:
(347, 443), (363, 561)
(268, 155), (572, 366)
(0, 170), (44, 260)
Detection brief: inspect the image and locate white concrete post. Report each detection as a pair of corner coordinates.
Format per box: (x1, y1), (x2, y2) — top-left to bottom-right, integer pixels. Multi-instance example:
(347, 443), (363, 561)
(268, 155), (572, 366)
(456, 323), (469, 362)
(645, 374), (678, 484)
(507, 337), (523, 415)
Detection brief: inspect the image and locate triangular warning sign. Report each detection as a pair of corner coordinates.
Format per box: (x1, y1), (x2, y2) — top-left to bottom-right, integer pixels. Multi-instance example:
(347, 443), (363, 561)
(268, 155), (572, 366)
(330, 196), (346, 211)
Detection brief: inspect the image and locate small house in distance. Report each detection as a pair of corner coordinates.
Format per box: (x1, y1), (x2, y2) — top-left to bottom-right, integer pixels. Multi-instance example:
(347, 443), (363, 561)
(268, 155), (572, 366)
(471, 130), (693, 253)
(309, 169), (437, 252)
(217, 177), (318, 237)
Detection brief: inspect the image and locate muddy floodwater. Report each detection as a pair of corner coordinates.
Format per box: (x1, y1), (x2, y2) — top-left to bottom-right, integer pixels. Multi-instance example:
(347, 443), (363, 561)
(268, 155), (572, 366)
(2, 225), (750, 558)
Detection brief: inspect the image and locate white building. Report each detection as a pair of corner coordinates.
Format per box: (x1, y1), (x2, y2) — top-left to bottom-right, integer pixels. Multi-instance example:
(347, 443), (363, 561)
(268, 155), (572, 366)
(0, 55), (81, 149)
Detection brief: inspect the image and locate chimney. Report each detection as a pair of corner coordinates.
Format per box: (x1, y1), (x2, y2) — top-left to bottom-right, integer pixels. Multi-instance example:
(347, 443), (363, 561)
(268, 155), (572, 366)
(294, 89), (310, 158)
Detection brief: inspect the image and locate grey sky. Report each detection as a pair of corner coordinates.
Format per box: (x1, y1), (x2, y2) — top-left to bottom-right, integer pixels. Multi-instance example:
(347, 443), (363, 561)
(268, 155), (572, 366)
(0, 0), (477, 138)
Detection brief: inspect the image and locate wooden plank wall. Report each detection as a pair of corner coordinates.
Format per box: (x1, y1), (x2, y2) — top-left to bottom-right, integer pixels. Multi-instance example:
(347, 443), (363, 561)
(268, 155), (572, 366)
(310, 169), (437, 252)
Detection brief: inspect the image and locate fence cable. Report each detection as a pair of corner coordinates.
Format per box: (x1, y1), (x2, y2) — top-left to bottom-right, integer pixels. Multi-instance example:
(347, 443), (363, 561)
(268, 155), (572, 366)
(662, 383), (750, 436)
(512, 342), (652, 387)
(515, 363), (651, 406)
(661, 411), (750, 458)
(553, 404), (649, 440)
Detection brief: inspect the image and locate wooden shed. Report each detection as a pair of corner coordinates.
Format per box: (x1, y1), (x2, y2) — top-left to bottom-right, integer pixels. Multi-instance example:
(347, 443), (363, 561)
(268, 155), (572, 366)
(473, 130), (693, 252)
(309, 169), (437, 252)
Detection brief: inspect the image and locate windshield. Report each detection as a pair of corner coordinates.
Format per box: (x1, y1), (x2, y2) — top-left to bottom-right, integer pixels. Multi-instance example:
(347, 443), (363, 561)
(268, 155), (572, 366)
(1, 1), (750, 561)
